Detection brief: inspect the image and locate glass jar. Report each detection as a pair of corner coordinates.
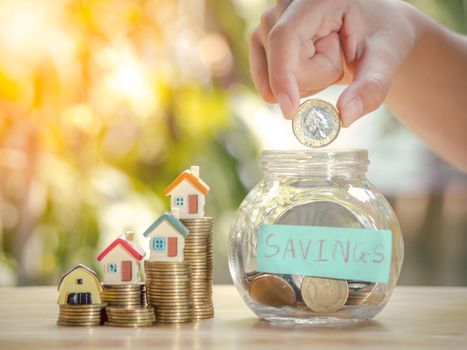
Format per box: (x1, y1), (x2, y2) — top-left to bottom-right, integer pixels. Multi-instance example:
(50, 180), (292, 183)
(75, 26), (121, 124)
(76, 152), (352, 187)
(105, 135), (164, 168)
(228, 150), (404, 325)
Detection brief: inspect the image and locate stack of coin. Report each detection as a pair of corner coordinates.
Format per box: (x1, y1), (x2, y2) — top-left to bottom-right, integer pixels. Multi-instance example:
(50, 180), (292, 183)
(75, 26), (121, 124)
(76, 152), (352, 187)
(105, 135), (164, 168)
(346, 282), (380, 305)
(57, 303), (106, 327)
(100, 283), (147, 308)
(181, 217), (214, 319)
(105, 306), (155, 327)
(145, 261), (193, 323)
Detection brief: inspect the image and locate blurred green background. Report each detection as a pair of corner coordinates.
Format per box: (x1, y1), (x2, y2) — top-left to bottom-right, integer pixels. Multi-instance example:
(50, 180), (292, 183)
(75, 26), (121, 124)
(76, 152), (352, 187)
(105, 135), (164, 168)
(0, 0), (466, 287)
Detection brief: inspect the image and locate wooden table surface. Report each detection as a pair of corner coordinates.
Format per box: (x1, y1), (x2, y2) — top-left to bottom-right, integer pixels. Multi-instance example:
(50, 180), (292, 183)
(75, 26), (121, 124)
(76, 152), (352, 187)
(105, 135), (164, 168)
(0, 285), (466, 350)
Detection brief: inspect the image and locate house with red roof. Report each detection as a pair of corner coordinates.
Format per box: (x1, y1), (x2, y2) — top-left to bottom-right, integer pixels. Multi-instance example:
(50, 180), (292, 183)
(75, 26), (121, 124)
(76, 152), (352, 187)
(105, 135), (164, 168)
(97, 232), (146, 285)
(163, 165), (210, 219)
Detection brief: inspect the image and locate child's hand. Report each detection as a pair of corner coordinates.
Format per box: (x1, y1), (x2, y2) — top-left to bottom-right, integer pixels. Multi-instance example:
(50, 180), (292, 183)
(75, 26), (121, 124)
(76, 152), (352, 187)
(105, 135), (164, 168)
(249, 0), (417, 126)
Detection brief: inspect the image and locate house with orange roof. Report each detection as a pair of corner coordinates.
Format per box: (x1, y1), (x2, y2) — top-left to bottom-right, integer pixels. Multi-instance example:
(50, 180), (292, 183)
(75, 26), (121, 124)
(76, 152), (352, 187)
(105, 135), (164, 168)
(96, 231), (146, 285)
(163, 165), (210, 219)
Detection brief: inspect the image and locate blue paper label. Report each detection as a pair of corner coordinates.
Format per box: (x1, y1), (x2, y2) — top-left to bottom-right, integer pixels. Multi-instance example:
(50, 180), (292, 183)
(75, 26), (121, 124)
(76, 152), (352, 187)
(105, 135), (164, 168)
(256, 224), (392, 283)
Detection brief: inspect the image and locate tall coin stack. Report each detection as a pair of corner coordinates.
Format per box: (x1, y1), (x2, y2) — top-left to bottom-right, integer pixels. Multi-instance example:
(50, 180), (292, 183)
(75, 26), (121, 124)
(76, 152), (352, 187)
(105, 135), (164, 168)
(57, 303), (106, 327)
(145, 261), (193, 323)
(181, 217), (214, 319)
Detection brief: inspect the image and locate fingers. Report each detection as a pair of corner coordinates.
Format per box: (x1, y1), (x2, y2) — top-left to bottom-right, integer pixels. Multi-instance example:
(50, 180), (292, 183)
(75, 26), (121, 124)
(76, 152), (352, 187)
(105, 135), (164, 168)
(249, 30), (275, 103)
(296, 33), (343, 95)
(266, 1), (324, 118)
(253, 1), (293, 105)
(267, 0), (347, 118)
(337, 34), (400, 127)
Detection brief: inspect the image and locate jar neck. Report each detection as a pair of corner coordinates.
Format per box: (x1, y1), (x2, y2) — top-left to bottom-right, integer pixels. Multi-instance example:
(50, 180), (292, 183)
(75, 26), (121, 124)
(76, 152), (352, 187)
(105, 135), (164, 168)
(260, 149), (369, 177)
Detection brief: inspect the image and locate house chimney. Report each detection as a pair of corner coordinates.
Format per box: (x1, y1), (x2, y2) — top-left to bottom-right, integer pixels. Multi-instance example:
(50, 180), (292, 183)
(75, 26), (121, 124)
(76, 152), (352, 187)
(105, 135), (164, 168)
(190, 165), (200, 178)
(171, 207), (180, 219)
(124, 231), (134, 242)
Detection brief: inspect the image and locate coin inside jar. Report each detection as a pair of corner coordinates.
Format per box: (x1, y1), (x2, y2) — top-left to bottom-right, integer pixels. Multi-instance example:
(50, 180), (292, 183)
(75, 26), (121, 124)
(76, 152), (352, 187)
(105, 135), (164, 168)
(301, 277), (349, 313)
(248, 274), (296, 307)
(292, 99), (341, 148)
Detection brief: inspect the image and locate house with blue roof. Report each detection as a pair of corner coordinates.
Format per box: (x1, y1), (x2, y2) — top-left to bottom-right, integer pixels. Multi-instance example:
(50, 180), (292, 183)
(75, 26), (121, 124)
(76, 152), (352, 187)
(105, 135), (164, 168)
(143, 208), (189, 262)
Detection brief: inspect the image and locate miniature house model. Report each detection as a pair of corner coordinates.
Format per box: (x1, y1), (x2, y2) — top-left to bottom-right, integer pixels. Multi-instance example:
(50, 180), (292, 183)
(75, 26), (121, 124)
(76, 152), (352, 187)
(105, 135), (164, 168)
(57, 264), (102, 305)
(96, 232), (146, 285)
(164, 166), (209, 219)
(143, 208), (189, 263)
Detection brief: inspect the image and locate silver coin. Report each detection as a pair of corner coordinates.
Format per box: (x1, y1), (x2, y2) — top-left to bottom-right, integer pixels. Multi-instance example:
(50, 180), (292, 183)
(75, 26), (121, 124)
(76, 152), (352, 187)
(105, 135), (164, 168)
(292, 99), (340, 147)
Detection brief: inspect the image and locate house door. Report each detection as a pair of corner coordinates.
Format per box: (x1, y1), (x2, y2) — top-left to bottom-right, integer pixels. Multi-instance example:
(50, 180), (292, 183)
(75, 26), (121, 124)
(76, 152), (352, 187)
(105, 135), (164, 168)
(121, 261), (132, 282)
(67, 292), (92, 305)
(188, 194), (198, 214)
(167, 237), (178, 257)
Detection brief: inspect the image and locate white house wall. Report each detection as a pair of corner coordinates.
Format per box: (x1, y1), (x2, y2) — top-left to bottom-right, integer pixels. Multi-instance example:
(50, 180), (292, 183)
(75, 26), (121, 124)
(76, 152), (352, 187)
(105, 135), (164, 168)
(100, 245), (140, 285)
(170, 180), (205, 219)
(146, 220), (185, 262)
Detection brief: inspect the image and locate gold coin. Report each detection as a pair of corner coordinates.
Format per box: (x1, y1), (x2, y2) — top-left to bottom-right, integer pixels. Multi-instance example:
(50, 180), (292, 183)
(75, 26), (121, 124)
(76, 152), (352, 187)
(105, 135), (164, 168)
(103, 284), (143, 288)
(144, 261), (189, 267)
(150, 301), (193, 306)
(102, 297), (142, 301)
(156, 316), (192, 321)
(144, 270), (190, 274)
(156, 317), (192, 321)
(292, 98), (341, 148)
(107, 313), (155, 318)
(148, 296), (192, 301)
(148, 294), (191, 297)
(301, 277), (349, 313)
(105, 322), (154, 327)
(106, 307), (153, 312)
(192, 315), (214, 320)
(60, 304), (106, 309)
(156, 309), (193, 314)
(149, 287), (190, 292)
(180, 217), (214, 222)
(109, 315), (156, 322)
(58, 310), (103, 315)
(249, 274), (296, 307)
(155, 305), (193, 310)
(147, 296), (189, 301)
(101, 290), (142, 294)
(57, 321), (100, 327)
(57, 316), (101, 322)
(57, 317), (102, 321)
(148, 281), (191, 285)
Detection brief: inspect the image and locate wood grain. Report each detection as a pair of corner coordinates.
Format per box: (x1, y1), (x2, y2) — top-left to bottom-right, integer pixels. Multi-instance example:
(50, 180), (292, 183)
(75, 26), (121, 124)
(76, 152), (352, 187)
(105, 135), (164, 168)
(0, 285), (466, 349)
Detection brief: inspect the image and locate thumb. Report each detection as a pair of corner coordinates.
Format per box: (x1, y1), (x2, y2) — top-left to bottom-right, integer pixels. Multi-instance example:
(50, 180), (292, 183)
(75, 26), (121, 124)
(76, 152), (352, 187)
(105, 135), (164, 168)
(337, 39), (399, 127)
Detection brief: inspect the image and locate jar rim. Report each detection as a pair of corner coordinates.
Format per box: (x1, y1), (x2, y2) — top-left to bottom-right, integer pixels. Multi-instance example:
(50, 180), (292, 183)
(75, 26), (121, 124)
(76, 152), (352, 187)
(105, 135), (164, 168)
(261, 149), (370, 175)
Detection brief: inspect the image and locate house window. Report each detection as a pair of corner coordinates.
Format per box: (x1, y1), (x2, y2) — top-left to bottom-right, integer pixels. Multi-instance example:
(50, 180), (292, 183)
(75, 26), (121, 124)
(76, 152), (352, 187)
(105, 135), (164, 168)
(153, 237), (166, 251)
(175, 196), (184, 206)
(76, 278), (83, 285)
(108, 263), (117, 273)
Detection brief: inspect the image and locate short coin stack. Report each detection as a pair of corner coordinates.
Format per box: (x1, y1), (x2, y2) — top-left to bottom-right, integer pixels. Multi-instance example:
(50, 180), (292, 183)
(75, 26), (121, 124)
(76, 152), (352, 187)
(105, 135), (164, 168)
(145, 261), (193, 323)
(181, 217), (215, 319)
(100, 283), (147, 308)
(346, 282), (382, 305)
(105, 306), (155, 327)
(57, 303), (106, 327)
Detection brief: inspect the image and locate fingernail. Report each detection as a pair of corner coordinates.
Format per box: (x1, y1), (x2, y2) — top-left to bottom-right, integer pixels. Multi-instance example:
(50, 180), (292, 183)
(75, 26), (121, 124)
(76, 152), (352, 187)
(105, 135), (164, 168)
(343, 97), (363, 127)
(276, 92), (295, 119)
